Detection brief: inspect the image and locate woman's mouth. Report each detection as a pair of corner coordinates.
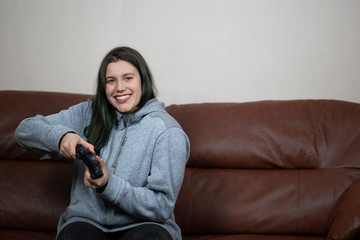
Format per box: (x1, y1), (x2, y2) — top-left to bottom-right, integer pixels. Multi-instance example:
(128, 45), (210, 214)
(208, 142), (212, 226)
(115, 94), (131, 103)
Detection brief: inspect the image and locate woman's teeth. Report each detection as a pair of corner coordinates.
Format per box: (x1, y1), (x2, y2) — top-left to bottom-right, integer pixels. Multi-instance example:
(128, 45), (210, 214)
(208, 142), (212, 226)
(116, 95), (130, 100)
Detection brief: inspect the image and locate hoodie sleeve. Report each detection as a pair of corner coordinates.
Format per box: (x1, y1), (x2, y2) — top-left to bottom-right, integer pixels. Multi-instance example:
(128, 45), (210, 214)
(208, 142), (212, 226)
(14, 101), (92, 159)
(100, 126), (190, 222)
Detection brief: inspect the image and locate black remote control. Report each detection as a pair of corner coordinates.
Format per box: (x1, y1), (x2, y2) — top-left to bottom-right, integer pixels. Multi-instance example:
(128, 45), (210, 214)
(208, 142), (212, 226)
(75, 144), (103, 179)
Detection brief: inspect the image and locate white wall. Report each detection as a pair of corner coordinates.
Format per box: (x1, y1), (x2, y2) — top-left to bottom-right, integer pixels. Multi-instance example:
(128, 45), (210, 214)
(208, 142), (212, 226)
(1, 0), (360, 105)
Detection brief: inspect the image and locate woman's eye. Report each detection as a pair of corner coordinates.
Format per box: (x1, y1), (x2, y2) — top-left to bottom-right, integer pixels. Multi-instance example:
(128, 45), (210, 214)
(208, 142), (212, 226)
(125, 77), (133, 81)
(106, 79), (115, 84)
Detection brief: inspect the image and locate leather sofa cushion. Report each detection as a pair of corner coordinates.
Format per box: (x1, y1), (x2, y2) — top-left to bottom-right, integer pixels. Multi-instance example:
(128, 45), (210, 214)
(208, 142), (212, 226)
(0, 159), (72, 230)
(327, 178), (360, 240)
(175, 168), (360, 236)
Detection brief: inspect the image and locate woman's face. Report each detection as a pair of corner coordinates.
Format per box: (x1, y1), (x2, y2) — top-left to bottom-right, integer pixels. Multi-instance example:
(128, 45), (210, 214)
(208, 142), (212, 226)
(105, 60), (142, 113)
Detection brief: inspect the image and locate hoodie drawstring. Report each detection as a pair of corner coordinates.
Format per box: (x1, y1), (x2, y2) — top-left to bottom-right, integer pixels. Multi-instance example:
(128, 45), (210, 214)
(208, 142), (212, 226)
(111, 117), (130, 170)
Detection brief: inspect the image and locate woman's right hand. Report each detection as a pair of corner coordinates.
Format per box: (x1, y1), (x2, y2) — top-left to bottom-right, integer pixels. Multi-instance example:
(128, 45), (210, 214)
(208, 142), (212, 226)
(59, 132), (95, 160)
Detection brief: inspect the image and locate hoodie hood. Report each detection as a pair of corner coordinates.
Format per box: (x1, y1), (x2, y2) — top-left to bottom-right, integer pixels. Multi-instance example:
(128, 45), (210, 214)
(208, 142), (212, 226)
(115, 98), (166, 130)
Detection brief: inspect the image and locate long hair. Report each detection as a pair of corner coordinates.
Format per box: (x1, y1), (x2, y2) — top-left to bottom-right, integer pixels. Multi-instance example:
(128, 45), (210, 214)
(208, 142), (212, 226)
(85, 47), (157, 154)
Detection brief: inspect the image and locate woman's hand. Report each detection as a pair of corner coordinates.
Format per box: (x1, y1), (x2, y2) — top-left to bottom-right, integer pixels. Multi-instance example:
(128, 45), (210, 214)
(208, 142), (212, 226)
(83, 156), (110, 191)
(59, 132), (95, 159)
(59, 132), (108, 191)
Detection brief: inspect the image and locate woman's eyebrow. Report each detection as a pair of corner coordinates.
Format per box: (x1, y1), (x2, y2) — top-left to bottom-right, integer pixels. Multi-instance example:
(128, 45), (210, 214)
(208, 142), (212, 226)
(123, 72), (136, 76)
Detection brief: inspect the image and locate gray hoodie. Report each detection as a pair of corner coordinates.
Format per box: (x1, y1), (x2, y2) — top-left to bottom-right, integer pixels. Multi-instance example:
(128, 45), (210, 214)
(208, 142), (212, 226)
(14, 98), (190, 240)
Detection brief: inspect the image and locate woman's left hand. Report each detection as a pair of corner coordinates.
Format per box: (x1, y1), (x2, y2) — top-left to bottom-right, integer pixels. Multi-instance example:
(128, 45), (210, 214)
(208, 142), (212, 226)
(83, 156), (110, 190)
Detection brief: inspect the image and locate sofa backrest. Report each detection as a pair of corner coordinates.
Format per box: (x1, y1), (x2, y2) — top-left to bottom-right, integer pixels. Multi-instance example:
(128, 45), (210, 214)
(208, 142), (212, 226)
(167, 101), (360, 236)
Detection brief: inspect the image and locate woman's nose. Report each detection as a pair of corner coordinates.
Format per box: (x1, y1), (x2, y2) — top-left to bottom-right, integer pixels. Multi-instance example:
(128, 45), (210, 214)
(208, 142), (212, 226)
(116, 80), (126, 92)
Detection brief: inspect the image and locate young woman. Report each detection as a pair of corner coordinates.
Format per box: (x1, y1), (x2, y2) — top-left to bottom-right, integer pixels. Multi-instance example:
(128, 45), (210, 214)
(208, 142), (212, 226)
(14, 47), (190, 240)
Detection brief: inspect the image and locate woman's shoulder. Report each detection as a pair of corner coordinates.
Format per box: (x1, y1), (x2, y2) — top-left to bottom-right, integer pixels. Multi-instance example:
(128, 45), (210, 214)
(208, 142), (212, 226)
(67, 99), (93, 112)
(138, 99), (182, 130)
(61, 99), (93, 122)
(147, 111), (181, 129)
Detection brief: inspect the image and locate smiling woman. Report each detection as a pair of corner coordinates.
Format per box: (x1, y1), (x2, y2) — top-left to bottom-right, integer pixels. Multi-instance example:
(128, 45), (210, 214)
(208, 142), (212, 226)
(14, 46), (190, 240)
(88, 47), (158, 153)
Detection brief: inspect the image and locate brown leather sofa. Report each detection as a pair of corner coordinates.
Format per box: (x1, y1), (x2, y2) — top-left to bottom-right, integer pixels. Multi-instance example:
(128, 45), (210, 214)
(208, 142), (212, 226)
(1, 90), (359, 240)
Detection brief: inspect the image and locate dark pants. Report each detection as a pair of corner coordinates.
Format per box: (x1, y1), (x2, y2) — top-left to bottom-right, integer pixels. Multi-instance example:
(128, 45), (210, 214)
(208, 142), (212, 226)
(57, 222), (172, 240)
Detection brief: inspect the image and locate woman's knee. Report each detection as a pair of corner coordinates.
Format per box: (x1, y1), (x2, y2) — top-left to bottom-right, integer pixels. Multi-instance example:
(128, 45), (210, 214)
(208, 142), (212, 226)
(117, 224), (172, 240)
(57, 222), (110, 240)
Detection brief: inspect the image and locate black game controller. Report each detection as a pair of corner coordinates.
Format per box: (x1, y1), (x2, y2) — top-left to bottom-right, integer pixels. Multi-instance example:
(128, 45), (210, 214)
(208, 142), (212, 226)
(75, 144), (103, 179)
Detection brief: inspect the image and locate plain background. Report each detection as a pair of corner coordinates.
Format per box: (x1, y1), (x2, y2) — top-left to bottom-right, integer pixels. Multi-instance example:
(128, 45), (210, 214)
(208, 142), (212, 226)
(1, 0), (359, 105)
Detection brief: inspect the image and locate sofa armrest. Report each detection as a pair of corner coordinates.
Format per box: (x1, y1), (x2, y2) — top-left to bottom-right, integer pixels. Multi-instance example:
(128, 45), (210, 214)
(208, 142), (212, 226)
(327, 178), (360, 240)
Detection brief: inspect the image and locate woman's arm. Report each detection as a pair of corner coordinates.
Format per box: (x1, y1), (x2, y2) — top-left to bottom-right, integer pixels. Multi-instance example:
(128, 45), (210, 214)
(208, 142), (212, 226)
(99, 127), (190, 222)
(14, 101), (92, 159)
